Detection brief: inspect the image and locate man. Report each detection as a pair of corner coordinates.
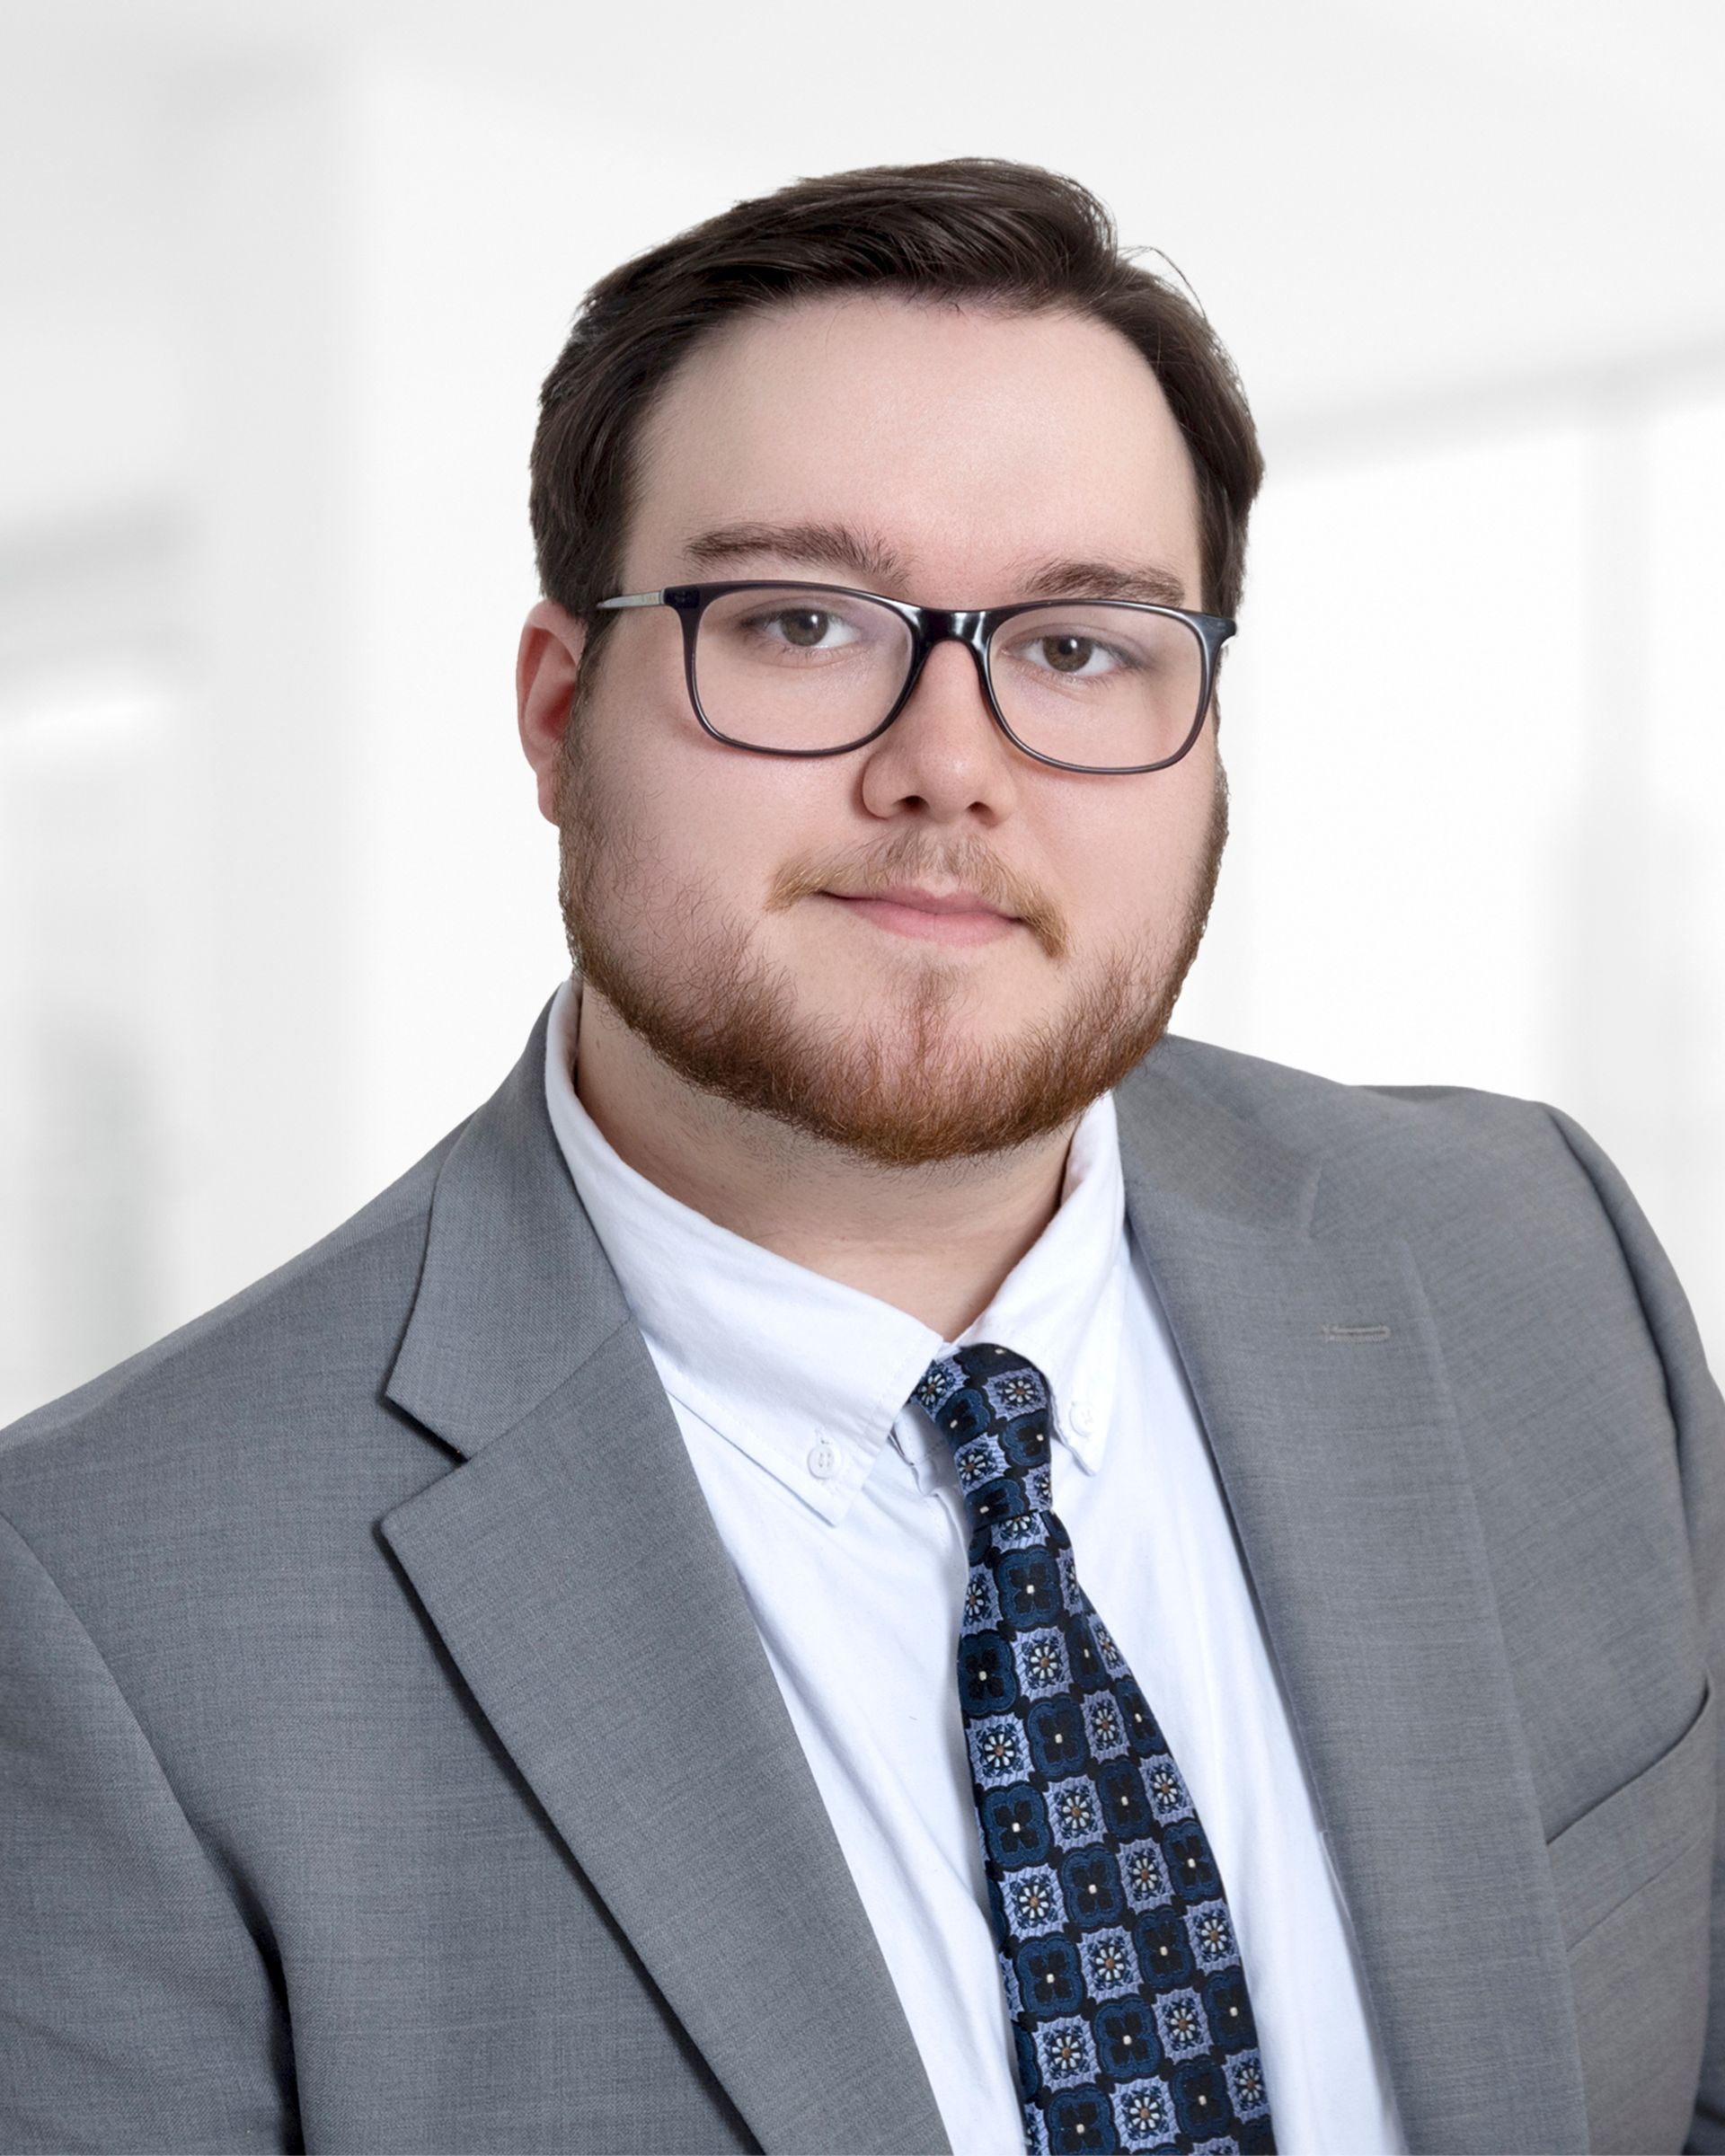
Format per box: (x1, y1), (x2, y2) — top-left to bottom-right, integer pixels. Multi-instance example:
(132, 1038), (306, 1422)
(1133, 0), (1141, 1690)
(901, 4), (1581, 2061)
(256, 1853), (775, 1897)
(0, 158), (1718, 2156)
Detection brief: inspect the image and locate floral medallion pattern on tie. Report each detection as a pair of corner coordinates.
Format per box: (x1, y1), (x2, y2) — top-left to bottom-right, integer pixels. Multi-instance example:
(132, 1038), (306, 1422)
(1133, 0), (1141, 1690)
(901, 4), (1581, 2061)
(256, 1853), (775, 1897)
(917, 1342), (1276, 2156)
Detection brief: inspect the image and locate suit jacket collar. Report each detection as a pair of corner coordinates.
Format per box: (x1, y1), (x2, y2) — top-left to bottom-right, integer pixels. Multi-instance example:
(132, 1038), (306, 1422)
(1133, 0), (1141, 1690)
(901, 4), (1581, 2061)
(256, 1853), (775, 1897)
(385, 1002), (632, 1457)
(382, 1002), (1589, 2154)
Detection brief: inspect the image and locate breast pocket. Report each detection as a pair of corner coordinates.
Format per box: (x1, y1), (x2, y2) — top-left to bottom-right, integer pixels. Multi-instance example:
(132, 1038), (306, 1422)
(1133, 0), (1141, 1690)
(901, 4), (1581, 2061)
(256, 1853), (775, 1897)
(1546, 1677), (1716, 2154)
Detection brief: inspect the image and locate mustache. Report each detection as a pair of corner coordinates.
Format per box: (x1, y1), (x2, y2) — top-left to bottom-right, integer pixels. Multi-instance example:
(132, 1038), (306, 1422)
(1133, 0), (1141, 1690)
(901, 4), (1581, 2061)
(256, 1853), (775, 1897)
(765, 837), (1069, 960)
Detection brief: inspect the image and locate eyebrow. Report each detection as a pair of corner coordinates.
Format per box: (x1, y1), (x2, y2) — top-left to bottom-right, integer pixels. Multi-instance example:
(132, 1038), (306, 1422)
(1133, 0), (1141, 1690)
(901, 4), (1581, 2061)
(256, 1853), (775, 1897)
(1009, 555), (1190, 609)
(680, 520), (1190, 610)
(682, 520), (907, 588)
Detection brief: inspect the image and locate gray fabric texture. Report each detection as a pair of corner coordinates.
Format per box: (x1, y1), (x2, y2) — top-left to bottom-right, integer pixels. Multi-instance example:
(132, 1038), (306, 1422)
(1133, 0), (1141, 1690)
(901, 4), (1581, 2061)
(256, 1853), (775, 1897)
(1, 997), (1719, 2154)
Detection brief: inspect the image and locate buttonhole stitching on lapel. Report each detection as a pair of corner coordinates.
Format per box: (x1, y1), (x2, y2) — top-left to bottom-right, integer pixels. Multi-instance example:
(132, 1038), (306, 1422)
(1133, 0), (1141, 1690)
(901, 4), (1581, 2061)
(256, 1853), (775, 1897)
(1320, 1323), (1392, 1343)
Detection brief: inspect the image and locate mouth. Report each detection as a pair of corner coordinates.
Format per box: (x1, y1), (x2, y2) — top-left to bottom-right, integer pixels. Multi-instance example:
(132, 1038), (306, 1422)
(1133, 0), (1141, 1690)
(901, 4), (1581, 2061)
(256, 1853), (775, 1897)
(818, 885), (1022, 948)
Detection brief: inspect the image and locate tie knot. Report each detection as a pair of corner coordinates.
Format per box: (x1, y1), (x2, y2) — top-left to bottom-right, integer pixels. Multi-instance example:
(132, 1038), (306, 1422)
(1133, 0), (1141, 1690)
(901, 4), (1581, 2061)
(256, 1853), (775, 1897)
(914, 1344), (1054, 1537)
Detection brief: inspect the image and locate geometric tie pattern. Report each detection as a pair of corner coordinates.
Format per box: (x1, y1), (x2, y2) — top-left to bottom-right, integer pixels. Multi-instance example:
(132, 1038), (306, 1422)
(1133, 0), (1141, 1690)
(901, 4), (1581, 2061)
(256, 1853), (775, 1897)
(915, 1343), (1277, 2156)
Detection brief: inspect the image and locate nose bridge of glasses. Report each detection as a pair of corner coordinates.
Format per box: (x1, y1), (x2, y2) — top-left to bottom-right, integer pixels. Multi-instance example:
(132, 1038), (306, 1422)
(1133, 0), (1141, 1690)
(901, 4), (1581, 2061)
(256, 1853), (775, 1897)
(919, 605), (989, 646)
(899, 605), (997, 712)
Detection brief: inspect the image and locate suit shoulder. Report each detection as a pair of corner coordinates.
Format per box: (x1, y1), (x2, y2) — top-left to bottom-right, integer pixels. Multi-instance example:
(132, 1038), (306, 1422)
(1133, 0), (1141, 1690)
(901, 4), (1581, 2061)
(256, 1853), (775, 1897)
(1150, 1028), (1560, 1138)
(0, 1119), (467, 1498)
(1146, 1031), (1590, 1227)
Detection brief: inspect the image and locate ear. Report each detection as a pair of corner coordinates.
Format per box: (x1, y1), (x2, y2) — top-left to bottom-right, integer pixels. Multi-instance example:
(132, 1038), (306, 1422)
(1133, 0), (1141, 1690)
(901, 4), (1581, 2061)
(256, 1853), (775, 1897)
(517, 599), (588, 825)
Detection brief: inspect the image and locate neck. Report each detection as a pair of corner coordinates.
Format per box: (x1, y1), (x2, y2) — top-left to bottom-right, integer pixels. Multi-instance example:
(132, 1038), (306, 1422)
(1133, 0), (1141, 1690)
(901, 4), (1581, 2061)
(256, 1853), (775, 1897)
(572, 988), (1074, 1340)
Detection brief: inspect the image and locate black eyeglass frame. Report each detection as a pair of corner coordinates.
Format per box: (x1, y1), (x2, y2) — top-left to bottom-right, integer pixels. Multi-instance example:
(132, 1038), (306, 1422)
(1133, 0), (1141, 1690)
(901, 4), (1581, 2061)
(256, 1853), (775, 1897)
(595, 579), (1237, 776)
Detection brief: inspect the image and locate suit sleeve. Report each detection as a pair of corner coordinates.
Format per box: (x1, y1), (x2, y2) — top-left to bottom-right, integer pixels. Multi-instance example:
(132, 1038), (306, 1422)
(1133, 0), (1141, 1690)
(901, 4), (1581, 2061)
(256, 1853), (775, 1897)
(0, 1506), (297, 2153)
(1543, 1107), (1725, 2154)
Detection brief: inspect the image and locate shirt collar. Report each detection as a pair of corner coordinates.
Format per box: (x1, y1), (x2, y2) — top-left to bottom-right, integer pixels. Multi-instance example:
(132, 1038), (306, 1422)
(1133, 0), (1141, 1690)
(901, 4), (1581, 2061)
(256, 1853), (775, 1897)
(542, 976), (1127, 1523)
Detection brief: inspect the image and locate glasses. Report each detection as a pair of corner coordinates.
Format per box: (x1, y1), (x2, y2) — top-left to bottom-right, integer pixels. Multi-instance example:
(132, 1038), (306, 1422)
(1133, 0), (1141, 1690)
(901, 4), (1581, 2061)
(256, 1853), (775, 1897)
(595, 580), (1235, 776)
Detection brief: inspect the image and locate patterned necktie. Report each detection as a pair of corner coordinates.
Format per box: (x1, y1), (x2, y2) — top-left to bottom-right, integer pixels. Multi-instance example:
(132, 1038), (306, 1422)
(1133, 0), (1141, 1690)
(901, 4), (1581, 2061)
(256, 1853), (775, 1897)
(916, 1342), (1276, 2156)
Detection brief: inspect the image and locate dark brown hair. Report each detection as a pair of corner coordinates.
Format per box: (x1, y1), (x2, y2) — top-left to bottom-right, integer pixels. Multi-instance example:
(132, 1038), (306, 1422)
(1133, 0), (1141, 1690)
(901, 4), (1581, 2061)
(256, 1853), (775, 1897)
(530, 157), (1264, 642)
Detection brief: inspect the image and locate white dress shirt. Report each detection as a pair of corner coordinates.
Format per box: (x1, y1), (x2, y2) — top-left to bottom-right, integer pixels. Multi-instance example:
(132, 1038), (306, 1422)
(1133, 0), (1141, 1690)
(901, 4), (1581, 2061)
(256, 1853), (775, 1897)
(543, 977), (1405, 2155)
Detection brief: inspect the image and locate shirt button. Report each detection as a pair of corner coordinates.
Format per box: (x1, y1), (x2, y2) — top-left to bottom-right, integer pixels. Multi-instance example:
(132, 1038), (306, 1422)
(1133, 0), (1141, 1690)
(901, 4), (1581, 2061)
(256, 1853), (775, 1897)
(808, 1439), (841, 1480)
(1068, 1396), (1095, 1436)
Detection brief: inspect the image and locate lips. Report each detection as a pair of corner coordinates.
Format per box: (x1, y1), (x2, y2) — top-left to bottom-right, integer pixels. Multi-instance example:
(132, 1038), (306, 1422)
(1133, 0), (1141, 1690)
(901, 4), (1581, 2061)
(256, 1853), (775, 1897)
(826, 884), (1016, 920)
(819, 886), (1022, 947)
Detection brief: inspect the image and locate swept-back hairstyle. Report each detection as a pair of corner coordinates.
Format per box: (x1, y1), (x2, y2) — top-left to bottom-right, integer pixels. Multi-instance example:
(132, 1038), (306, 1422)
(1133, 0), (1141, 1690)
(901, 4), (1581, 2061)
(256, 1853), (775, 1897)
(530, 157), (1264, 652)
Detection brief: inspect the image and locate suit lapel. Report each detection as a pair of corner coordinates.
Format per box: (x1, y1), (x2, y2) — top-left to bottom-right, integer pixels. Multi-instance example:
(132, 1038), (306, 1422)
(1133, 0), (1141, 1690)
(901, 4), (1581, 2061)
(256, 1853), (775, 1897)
(379, 1005), (950, 2156)
(1116, 1054), (1588, 2154)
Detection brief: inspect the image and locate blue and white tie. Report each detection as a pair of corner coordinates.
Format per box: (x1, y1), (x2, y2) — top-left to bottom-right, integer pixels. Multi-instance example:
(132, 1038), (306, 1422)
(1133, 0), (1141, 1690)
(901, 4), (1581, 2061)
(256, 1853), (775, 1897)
(916, 1342), (1276, 2155)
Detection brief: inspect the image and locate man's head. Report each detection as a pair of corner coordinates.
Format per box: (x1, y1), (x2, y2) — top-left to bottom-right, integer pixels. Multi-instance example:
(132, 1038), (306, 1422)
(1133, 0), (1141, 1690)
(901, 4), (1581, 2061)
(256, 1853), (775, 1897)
(517, 159), (1263, 1169)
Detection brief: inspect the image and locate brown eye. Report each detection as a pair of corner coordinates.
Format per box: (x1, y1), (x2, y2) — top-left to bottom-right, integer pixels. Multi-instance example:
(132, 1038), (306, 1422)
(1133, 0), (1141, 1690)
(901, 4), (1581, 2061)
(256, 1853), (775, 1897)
(1039, 634), (1096, 674)
(777, 609), (831, 648)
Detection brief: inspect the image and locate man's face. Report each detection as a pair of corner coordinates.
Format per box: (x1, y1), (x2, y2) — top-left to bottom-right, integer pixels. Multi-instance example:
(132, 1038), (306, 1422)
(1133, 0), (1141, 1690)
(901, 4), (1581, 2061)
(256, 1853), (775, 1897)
(547, 294), (1227, 1167)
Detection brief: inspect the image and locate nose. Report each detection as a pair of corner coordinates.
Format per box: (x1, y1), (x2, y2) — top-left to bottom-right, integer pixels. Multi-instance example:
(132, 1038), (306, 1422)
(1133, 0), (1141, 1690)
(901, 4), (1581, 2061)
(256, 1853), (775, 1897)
(856, 634), (1022, 826)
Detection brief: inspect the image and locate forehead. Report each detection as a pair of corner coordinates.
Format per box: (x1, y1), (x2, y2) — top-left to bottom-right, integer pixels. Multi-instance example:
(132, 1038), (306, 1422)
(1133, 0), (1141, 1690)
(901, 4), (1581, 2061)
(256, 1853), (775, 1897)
(626, 294), (1204, 605)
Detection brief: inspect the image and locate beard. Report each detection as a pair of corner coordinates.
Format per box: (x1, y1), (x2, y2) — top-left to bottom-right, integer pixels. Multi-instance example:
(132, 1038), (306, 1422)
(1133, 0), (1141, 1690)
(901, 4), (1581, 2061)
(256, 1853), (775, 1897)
(554, 734), (1228, 1171)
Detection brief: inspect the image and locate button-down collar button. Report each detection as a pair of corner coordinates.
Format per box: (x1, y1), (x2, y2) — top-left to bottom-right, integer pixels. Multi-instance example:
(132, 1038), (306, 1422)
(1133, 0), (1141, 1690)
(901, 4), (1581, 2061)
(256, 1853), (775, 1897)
(1068, 1395), (1095, 1436)
(808, 1439), (840, 1480)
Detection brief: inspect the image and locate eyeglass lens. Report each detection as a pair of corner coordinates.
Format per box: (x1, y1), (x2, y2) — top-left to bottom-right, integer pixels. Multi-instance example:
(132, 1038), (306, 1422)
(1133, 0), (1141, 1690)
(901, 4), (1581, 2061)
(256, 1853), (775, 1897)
(690, 586), (1207, 767)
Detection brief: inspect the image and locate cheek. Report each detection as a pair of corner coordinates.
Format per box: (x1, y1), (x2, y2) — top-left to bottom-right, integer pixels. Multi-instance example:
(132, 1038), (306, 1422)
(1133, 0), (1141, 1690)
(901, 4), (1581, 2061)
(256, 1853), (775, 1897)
(1045, 763), (1216, 938)
(592, 698), (836, 914)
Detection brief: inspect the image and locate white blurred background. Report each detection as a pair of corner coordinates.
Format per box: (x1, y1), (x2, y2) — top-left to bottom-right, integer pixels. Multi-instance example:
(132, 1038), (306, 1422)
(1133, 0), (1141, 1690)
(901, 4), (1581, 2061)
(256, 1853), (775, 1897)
(3, 0), (1722, 1422)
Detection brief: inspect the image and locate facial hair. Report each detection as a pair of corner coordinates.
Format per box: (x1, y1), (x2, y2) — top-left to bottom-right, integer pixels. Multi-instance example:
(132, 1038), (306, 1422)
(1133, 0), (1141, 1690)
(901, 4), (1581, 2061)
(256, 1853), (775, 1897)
(554, 734), (1228, 1171)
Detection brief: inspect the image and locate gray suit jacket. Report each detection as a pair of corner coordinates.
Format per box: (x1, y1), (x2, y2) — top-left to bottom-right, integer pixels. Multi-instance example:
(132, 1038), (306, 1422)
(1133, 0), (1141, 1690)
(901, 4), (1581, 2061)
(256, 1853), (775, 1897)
(2, 1001), (1720, 2155)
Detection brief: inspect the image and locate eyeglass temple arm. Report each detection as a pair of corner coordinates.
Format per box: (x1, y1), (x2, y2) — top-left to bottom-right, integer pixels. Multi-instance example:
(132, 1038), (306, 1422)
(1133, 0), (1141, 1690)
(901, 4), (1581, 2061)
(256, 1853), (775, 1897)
(594, 593), (663, 610)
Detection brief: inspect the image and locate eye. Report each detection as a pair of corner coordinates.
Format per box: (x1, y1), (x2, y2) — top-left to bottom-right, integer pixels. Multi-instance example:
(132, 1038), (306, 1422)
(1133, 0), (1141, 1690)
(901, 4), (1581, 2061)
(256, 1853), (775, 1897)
(1009, 629), (1133, 679)
(748, 605), (861, 651)
(1039, 633), (1104, 676)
